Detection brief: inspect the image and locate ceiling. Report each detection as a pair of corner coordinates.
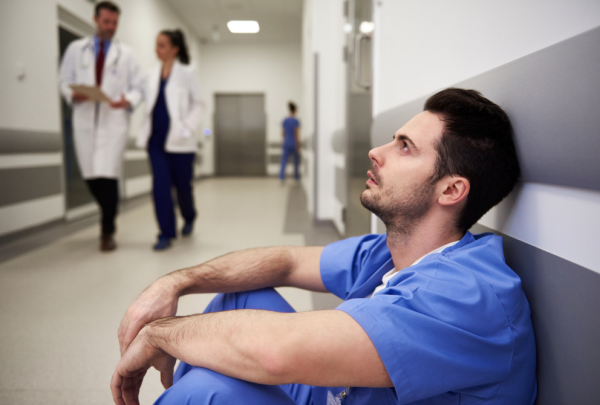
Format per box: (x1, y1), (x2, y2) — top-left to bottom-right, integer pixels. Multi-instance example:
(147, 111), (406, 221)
(164, 0), (303, 45)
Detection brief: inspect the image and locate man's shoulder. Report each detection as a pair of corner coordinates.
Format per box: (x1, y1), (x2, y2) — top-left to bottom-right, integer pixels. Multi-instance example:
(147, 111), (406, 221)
(423, 232), (527, 321)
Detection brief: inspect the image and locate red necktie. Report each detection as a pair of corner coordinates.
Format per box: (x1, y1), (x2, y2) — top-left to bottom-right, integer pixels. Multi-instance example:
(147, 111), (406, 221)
(96, 40), (105, 86)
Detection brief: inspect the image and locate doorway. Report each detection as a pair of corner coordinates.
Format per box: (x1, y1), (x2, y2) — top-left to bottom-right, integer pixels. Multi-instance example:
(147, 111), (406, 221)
(58, 25), (97, 218)
(344, 0), (374, 237)
(214, 94), (267, 176)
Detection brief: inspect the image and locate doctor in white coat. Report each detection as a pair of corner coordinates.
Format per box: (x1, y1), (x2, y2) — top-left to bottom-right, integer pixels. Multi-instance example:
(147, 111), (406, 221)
(136, 29), (203, 251)
(59, 1), (142, 251)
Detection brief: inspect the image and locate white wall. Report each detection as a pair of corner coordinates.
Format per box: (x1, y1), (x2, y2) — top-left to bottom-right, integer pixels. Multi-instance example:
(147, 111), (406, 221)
(302, 0), (347, 230)
(198, 43), (303, 176)
(372, 0), (600, 115)
(0, 0), (203, 236)
(372, 0), (600, 273)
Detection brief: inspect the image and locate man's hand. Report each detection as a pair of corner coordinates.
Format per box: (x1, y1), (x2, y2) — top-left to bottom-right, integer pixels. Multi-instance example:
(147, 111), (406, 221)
(117, 278), (179, 355)
(72, 92), (89, 103)
(111, 327), (176, 405)
(110, 95), (131, 109)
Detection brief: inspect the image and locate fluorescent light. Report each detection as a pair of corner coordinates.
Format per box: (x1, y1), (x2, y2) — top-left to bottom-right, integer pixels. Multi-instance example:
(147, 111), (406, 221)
(359, 21), (374, 34)
(227, 20), (260, 34)
(344, 23), (353, 33)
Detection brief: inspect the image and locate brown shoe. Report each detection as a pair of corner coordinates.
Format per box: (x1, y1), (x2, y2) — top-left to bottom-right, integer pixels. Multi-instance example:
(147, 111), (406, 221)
(100, 234), (117, 252)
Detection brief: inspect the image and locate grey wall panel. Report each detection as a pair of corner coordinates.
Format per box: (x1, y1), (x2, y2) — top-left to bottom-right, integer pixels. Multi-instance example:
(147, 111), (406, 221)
(372, 26), (600, 191)
(124, 160), (150, 179)
(471, 224), (600, 405)
(0, 129), (61, 153)
(335, 166), (346, 205)
(0, 167), (62, 206)
(269, 154), (282, 164)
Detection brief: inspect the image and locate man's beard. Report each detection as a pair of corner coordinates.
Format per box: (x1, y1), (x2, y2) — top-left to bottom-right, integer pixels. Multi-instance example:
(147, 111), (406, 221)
(360, 167), (435, 242)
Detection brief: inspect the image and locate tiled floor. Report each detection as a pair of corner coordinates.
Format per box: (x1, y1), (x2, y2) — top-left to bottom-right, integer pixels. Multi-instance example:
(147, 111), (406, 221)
(0, 178), (340, 405)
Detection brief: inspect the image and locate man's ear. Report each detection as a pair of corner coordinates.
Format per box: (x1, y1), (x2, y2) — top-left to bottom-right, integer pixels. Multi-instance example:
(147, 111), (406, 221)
(438, 176), (470, 207)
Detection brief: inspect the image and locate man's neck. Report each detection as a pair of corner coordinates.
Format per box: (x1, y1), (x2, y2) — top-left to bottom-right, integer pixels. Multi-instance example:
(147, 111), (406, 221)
(386, 216), (464, 270)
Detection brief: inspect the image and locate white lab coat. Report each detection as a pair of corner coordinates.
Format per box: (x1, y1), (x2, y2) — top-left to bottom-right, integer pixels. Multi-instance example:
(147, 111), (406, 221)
(59, 36), (142, 179)
(136, 61), (204, 153)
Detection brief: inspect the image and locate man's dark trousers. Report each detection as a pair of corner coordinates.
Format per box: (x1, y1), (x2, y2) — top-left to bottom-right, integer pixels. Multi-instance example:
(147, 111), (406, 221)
(86, 178), (119, 235)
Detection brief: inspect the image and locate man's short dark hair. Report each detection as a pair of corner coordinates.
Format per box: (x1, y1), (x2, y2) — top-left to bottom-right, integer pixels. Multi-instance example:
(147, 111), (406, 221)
(95, 1), (120, 16)
(425, 88), (520, 232)
(288, 102), (297, 113)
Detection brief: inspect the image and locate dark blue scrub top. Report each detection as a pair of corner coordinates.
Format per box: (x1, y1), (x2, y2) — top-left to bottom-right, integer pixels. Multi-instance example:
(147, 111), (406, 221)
(282, 117), (299, 149)
(316, 232), (537, 405)
(149, 77), (170, 150)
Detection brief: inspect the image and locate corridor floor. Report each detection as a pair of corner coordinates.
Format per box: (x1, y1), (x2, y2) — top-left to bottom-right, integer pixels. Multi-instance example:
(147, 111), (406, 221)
(0, 178), (339, 405)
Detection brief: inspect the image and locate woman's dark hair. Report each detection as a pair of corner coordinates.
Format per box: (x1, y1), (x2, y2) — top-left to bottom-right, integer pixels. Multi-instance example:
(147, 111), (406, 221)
(160, 29), (191, 64)
(288, 102), (297, 113)
(95, 1), (120, 16)
(424, 88), (520, 232)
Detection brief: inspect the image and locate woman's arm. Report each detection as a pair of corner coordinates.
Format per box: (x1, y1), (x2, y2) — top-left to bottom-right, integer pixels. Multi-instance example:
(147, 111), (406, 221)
(181, 68), (204, 131)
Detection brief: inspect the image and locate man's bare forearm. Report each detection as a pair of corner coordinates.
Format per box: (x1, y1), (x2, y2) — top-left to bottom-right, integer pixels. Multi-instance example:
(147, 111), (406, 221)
(161, 246), (326, 298)
(117, 246), (324, 355)
(139, 309), (392, 387)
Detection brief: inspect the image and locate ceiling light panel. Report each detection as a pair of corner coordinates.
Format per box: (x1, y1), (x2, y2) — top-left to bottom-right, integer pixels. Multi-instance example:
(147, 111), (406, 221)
(227, 20), (260, 34)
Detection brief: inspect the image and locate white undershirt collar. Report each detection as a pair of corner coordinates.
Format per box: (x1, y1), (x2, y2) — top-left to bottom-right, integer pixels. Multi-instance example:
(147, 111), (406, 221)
(367, 240), (460, 298)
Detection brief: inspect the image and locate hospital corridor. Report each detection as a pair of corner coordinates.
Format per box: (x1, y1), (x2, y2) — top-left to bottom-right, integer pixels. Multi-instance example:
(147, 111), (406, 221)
(0, 178), (340, 404)
(1, 0), (600, 404)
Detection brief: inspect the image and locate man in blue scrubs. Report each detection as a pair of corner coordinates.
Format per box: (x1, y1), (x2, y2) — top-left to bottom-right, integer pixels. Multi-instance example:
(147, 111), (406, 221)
(111, 88), (537, 405)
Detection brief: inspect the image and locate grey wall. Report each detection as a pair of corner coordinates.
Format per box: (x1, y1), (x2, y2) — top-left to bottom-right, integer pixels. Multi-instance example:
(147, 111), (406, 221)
(471, 224), (600, 405)
(0, 129), (63, 207)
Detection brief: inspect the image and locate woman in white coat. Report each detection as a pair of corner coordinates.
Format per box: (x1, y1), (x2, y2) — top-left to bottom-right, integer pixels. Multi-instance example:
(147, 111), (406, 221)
(137, 30), (203, 250)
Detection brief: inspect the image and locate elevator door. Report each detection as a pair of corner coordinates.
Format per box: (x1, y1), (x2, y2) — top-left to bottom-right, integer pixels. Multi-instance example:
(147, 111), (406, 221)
(215, 94), (266, 176)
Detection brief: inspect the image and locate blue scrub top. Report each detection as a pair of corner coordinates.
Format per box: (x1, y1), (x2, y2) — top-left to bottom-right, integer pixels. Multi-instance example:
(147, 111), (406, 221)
(282, 117), (300, 149)
(316, 232), (537, 405)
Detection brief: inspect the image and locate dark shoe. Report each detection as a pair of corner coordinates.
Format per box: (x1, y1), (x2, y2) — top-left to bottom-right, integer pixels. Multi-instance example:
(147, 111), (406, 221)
(100, 234), (116, 252)
(182, 222), (194, 237)
(153, 236), (172, 251)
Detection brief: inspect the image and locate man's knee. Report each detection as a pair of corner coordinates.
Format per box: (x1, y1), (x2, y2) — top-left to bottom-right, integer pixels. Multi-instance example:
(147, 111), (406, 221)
(204, 288), (295, 314)
(155, 367), (296, 405)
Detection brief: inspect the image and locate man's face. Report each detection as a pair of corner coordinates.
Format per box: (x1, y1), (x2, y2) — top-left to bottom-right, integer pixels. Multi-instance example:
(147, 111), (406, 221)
(360, 111), (444, 235)
(94, 9), (119, 40)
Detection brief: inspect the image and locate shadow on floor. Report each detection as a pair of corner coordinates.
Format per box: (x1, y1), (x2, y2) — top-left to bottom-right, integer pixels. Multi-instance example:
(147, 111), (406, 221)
(283, 183), (344, 310)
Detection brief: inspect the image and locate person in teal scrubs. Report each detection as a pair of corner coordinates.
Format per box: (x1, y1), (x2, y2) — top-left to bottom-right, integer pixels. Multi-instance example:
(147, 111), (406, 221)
(112, 88), (536, 405)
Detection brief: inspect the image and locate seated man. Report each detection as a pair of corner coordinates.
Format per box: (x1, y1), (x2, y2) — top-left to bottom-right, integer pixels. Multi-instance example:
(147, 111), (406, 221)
(111, 88), (537, 405)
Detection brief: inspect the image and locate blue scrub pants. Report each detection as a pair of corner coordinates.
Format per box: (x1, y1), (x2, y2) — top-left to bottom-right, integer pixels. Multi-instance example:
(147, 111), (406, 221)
(148, 148), (196, 239)
(279, 147), (300, 181)
(154, 288), (313, 405)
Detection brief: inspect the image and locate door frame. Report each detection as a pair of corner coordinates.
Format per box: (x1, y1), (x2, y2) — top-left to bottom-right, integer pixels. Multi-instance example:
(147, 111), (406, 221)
(57, 6), (97, 221)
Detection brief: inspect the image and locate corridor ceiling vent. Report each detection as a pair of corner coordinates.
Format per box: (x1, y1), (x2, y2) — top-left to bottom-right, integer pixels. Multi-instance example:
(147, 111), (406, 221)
(227, 20), (260, 34)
